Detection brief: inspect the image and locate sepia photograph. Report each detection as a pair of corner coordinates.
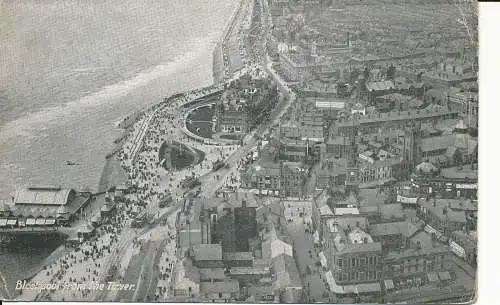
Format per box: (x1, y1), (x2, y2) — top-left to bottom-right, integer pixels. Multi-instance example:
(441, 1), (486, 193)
(0, 0), (480, 303)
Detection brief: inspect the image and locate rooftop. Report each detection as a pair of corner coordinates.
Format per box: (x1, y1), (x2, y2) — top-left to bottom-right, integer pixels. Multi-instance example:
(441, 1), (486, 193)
(335, 108), (458, 127)
(199, 280), (240, 294)
(419, 199), (467, 223)
(223, 252), (254, 261)
(199, 268), (226, 281)
(452, 230), (477, 248)
(369, 221), (421, 238)
(440, 165), (478, 180)
(385, 244), (449, 260)
(190, 244), (223, 261)
(229, 266), (270, 275)
(14, 187), (75, 206)
(366, 80), (395, 92)
(11, 193), (90, 218)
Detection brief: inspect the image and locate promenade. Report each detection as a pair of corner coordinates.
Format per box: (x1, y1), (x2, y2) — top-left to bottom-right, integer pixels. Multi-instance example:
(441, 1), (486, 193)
(13, 0), (299, 300)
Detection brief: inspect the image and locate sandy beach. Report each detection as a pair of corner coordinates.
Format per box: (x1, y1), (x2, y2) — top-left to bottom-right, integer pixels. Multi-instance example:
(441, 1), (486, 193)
(3, 0), (247, 301)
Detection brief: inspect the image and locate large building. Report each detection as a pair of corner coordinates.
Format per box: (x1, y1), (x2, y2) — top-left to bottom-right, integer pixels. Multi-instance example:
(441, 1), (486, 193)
(331, 107), (458, 137)
(214, 99), (250, 133)
(383, 231), (452, 289)
(278, 137), (322, 164)
(418, 130), (478, 166)
(447, 90), (478, 127)
(416, 198), (467, 237)
(280, 100), (325, 142)
(314, 157), (348, 190)
(176, 193), (258, 252)
(358, 157), (402, 186)
(324, 217), (383, 292)
(240, 161), (308, 197)
(279, 51), (311, 82)
(214, 192), (258, 253)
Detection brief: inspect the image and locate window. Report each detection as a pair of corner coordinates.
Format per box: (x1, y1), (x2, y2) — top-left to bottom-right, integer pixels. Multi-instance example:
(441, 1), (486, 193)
(338, 258), (343, 268)
(352, 258), (356, 267)
(219, 292), (222, 298)
(369, 257), (373, 265)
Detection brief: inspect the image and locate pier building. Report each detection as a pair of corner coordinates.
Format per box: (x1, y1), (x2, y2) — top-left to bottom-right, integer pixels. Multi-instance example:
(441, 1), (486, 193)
(0, 186), (91, 230)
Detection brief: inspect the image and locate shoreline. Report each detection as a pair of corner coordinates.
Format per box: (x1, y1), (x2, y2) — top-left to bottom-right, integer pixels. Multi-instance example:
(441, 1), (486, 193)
(12, 0), (249, 301)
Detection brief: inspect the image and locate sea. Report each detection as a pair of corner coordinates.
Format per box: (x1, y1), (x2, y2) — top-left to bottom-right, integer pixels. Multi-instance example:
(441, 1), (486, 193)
(0, 0), (238, 295)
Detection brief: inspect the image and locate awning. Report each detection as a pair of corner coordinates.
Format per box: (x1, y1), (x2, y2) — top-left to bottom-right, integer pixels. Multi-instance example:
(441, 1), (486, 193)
(384, 279), (394, 290)
(424, 225), (442, 238)
(325, 271), (335, 292)
(7, 219), (17, 226)
(35, 219), (45, 225)
(439, 271), (452, 281)
(354, 282), (381, 293)
(313, 231), (320, 244)
(319, 252), (328, 268)
(0, 219), (7, 226)
(26, 218), (36, 226)
(427, 272), (439, 282)
(45, 219), (56, 225)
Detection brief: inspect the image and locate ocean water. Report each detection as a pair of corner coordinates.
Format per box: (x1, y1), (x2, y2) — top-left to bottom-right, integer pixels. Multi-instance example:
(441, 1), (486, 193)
(0, 0), (238, 294)
(0, 0), (238, 199)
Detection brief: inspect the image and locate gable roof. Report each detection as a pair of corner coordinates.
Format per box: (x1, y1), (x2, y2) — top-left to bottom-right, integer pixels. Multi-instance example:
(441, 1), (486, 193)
(15, 187), (74, 206)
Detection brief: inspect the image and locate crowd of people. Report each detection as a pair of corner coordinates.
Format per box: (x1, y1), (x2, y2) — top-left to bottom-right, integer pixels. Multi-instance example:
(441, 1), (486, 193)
(20, 81), (253, 302)
(20, 219), (131, 301)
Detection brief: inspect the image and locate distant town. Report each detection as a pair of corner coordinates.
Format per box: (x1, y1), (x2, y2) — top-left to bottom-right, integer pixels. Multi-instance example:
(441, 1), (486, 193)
(1, 0), (477, 303)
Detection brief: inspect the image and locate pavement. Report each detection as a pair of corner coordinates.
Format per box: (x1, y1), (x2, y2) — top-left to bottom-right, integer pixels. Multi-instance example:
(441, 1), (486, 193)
(114, 240), (163, 302)
(286, 221), (330, 303)
(15, 0), (296, 302)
